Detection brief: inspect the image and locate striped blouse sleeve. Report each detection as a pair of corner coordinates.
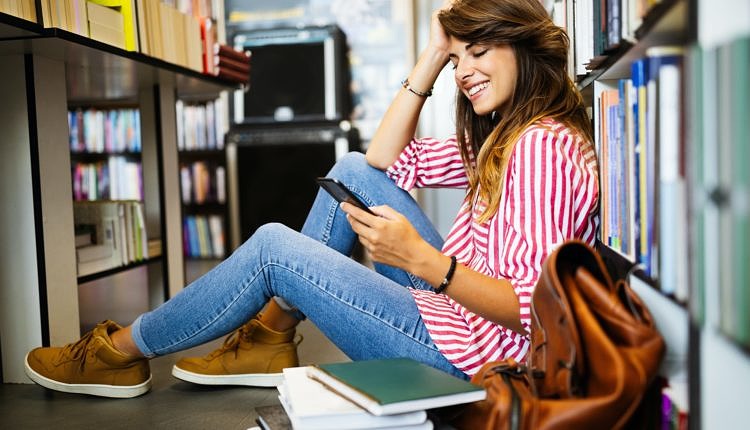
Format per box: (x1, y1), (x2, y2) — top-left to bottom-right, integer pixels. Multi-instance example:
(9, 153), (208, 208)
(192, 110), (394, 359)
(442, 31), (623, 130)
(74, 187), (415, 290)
(386, 135), (469, 191)
(498, 126), (599, 332)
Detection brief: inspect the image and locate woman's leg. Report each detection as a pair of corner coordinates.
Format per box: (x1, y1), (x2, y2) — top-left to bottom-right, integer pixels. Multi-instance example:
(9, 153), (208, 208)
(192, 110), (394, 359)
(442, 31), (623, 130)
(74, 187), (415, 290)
(262, 151), (444, 329)
(128, 153), (445, 369)
(132, 223), (463, 378)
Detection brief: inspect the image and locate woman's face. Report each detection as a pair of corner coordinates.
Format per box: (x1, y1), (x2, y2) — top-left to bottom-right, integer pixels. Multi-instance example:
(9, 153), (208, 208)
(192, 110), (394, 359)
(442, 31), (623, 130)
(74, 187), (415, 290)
(448, 37), (518, 116)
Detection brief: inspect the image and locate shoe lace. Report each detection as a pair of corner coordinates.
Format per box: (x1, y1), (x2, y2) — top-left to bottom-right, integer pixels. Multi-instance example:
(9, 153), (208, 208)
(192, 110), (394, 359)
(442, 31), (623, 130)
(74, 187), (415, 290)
(59, 330), (96, 371)
(205, 323), (256, 360)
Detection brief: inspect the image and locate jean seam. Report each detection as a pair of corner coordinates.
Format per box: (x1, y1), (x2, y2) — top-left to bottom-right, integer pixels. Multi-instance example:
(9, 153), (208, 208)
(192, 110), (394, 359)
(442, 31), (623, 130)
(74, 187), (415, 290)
(347, 184), (377, 208)
(320, 199), (337, 245)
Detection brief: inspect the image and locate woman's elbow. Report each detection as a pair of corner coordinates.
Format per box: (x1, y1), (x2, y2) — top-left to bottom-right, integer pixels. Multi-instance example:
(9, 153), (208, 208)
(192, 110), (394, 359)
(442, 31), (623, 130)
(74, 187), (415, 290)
(364, 151), (390, 171)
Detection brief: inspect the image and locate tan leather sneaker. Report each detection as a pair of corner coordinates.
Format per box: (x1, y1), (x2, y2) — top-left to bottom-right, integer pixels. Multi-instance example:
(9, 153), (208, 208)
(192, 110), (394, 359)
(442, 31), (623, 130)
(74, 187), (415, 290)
(172, 318), (301, 387)
(24, 320), (151, 398)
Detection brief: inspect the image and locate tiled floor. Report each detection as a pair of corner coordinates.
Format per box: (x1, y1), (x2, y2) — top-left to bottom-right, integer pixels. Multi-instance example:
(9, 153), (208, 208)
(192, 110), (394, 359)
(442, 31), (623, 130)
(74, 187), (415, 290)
(0, 261), (349, 429)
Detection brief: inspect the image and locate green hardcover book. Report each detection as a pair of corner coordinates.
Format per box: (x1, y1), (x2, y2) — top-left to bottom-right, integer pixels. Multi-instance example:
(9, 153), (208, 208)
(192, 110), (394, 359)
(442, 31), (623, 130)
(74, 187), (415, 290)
(307, 358), (486, 416)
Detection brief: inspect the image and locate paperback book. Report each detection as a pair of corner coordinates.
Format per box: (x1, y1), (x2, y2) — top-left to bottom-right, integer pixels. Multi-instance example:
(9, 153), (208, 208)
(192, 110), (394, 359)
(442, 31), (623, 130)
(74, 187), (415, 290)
(277, 366), (430, 430)
(306, 358), (486, 416)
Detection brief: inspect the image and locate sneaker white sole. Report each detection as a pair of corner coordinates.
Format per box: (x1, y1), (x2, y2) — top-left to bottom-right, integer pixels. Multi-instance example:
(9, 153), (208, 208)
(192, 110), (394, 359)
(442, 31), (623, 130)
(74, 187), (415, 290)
(171, 365), (283, 387)
(24, 353), (151, 398)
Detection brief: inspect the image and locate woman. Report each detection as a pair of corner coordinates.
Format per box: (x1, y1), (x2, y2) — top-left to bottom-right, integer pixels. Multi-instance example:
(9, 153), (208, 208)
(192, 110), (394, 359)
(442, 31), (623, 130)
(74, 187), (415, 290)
(25, 0), (598, 398)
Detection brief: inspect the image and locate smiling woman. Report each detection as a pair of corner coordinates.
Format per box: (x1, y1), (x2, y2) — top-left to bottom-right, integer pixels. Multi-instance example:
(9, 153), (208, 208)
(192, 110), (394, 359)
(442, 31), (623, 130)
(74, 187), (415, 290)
(24, 0), (599, 400)
(448, 42), (518, 116)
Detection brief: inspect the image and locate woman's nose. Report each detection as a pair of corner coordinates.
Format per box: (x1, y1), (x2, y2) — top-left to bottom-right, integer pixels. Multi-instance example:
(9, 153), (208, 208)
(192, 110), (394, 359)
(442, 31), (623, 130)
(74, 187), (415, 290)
(455, 61), (473, 81)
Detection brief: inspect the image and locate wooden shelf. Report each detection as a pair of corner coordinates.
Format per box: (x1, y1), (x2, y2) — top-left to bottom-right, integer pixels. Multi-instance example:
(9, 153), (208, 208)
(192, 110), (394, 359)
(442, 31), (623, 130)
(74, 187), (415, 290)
(596, 240), (687, 309)
(77, 256), (162, 284)
(0, 6), (231, 384)
(70, 151), (142, 161)
(178, 149), (226, 159)
(0, 11), (41, 39)
(182, 202), (227, 213)
(577, 0), (689, 89)
(0, 21), (236, 102)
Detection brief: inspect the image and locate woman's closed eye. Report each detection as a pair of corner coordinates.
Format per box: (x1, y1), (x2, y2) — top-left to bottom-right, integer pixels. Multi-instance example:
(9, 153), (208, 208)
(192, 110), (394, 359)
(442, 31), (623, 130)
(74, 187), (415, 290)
(470, 47), (489, 58)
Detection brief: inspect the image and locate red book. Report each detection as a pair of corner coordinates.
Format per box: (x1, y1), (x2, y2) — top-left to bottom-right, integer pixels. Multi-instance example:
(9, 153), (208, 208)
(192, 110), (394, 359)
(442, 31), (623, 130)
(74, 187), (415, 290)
(213, 43), (250, 63)
(200, 17), (215, 75)
(214, 66), (248, 84)
(214, 55), (250, 74)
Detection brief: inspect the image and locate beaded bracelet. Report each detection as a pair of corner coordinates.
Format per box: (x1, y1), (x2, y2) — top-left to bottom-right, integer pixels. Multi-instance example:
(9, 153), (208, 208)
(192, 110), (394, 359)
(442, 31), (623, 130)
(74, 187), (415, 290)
(435, 255), (457, 294)
(401, 78), (433, 98)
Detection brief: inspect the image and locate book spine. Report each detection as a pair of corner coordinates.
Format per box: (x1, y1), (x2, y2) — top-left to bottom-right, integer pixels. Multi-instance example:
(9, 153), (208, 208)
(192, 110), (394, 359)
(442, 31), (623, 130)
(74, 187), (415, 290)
(213, 43), (250, 63)
(214, 65), (248, 84)
(214, 55), (250, 74)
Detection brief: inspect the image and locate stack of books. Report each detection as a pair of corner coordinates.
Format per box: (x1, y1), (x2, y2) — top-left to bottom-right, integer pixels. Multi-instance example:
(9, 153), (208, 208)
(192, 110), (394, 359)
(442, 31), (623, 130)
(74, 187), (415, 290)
(254, 358), (486, 430)
(212, 44), (250, 85)
(86, 1), (126, 50)
(74, 200), (149, 277)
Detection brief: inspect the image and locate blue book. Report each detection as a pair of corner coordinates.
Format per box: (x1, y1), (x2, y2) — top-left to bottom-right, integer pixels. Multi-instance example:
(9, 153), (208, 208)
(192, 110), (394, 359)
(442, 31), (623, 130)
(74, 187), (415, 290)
(644, 46), (684, 278)
(631, 57), (647, 268)
(618, 78), (630, 256)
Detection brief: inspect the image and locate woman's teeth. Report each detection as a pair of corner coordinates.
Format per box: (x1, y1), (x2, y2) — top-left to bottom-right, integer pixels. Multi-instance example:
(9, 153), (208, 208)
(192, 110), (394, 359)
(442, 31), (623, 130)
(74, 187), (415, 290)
(468, 82), (488, 96)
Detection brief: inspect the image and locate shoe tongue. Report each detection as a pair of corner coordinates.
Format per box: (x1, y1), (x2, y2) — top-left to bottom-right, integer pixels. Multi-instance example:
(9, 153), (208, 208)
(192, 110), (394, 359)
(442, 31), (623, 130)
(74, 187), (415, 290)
(94, 320), (119, 346)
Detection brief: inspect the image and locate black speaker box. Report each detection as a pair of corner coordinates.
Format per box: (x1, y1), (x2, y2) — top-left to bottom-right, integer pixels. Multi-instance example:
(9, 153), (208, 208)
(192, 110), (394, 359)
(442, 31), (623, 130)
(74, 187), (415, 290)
(227, 121), (360, 240)
(230, 25), (351, 125)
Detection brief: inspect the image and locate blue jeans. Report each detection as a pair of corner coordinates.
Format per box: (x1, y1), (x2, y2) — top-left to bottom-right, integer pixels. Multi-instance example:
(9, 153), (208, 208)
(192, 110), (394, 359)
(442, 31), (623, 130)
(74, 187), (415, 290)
(131, 152), (466, 379)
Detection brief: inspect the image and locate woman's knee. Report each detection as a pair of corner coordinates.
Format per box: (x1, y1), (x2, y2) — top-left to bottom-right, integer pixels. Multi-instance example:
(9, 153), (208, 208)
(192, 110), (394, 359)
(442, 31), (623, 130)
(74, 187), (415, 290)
(328, 151), (381, 182)
(238, 223), (293, 256)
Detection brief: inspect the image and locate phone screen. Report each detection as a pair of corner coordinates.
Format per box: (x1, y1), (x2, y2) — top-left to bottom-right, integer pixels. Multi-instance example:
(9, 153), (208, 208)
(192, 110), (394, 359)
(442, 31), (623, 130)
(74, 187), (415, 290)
(316, 177), (375, 215)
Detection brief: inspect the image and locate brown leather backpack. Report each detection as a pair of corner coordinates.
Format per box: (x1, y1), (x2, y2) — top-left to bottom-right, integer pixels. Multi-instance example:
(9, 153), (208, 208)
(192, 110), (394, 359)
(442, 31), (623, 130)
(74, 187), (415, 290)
(454, 240), (666, 430)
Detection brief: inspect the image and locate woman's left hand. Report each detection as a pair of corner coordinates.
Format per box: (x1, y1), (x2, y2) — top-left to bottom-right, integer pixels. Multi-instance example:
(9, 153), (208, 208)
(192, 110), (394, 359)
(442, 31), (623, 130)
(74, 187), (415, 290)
(341, 202), (434, 271)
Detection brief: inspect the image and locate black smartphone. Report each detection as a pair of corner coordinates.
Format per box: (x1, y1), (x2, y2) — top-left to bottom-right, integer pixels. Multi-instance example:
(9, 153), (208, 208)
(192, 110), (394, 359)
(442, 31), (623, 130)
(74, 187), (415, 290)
(316, 177), (375, 215)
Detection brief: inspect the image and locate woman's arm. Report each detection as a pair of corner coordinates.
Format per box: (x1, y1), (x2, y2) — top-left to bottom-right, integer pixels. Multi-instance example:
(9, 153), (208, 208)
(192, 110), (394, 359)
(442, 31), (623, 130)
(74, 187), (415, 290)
(409, 246), (524, 334)
(342, 202), (525, 334)
(365, 3), (453, 170)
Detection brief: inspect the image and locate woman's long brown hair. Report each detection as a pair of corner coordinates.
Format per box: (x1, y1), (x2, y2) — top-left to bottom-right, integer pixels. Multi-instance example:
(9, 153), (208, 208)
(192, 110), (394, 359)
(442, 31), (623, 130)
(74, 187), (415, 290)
(439, 0), (594, 222)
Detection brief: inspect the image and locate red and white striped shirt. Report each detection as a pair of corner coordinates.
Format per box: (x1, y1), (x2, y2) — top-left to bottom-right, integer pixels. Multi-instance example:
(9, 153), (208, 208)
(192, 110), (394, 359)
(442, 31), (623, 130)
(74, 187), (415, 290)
(386, 118), (599, 376)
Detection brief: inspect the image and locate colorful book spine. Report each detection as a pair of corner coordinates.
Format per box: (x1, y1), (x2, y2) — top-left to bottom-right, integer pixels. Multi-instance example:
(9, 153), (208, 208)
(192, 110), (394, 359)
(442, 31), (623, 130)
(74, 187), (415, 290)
(631, 57), (647, 272)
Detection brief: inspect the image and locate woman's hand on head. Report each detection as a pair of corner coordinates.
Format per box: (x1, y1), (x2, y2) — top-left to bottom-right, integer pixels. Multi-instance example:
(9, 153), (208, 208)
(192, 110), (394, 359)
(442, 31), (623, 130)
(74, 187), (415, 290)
(341, 202), (434, 271)
(427, 0), (455, 61)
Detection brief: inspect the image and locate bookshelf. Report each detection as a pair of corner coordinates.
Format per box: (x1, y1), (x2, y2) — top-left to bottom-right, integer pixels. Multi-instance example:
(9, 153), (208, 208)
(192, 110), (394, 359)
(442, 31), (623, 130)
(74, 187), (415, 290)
(176, 99), (229, 261)
(0, 8), (234, 383)
(569, 0), (692, 425)
(560, 0), (750, 427)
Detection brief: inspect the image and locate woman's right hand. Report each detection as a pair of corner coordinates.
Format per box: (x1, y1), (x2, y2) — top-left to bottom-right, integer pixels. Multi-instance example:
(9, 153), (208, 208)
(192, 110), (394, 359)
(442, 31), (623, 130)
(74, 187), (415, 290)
(426, 0), (454, 58)
(365, 0), (456, 170)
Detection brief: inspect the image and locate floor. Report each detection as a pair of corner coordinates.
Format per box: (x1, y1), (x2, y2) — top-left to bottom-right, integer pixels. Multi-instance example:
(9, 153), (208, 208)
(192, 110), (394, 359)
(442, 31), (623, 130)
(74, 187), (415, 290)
(0, 261), (350, 429)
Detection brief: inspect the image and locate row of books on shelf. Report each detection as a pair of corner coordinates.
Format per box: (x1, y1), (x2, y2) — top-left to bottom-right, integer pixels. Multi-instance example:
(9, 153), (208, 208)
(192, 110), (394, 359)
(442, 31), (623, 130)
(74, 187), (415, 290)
(594, 45), (686, 300)
(254, 358), (486, 430)
(690, 37), (750, 350)
(0, 0), (37, 21)
(41, 0), (136, 50)
(176, 99), (226, 151)
(74, 200), (151, 277)
(136, 0), (204, 71)
(0, 0), (239, 76)
(549, 0), (668, 77)
(72, 156), (143, 201)
(68, 108), (141, 154)
(183, 214), (224, 258)
(180, 161), (225, 205)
